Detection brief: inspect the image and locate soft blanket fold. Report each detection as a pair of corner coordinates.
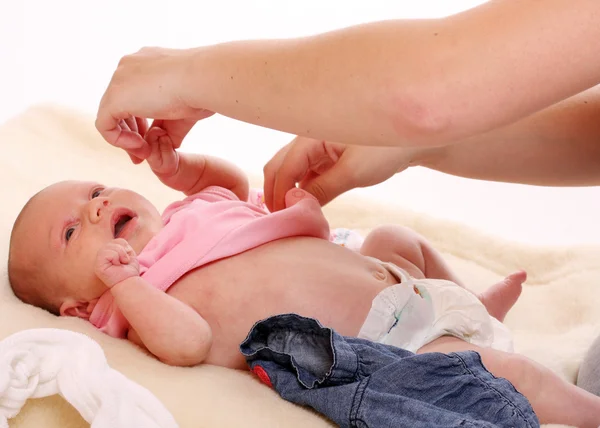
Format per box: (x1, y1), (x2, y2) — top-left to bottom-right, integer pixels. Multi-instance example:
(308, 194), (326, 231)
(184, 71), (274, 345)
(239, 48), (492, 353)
(0, 329), (178, 428)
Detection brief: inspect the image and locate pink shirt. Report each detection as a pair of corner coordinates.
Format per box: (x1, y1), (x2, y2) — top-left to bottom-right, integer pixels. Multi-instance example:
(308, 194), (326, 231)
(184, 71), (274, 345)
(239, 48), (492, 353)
(88, 186), (331, 338)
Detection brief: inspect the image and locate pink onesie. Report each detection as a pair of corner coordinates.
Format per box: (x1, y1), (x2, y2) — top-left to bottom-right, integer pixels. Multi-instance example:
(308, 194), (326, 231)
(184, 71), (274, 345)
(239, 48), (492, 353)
(88, 186), (331, 338)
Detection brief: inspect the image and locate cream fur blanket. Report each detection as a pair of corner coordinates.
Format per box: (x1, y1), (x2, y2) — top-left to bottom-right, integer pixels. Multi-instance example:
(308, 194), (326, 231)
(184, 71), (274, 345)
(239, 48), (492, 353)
(1, 105), (598, 428)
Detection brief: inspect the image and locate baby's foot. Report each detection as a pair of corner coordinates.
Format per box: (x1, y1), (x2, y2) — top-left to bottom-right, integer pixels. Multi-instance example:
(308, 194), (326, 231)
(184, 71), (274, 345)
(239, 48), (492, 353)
(478, 271), (526, 322)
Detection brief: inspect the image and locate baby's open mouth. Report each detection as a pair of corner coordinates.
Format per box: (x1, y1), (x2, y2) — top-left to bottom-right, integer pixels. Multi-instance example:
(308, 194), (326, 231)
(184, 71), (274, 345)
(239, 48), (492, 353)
(112, 211), (135, 238)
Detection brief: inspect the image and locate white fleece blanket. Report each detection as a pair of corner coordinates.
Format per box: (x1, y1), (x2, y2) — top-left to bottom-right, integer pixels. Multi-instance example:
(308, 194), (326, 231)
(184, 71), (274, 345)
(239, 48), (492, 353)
(0, 329), (178, 428)
(2, 105), (599, 428)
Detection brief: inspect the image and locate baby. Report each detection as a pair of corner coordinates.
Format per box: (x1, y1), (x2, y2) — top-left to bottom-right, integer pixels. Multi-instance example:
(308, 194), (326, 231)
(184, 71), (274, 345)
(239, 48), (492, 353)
(8, 130), (600, 426)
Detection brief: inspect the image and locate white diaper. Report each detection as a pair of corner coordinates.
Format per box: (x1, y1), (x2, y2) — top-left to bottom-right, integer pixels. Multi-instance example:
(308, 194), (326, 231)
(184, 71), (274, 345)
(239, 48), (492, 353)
(358, 261), (513, 353)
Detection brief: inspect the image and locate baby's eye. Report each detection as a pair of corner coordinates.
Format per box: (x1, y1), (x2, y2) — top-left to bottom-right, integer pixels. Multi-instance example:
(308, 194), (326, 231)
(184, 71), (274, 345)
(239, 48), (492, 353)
(65, 227), (75, 242)
(91, 189), (103, 199)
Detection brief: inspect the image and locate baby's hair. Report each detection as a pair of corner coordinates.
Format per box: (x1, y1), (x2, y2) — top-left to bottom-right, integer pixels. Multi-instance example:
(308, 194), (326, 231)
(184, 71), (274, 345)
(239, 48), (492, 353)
(7, 191), (61, 315)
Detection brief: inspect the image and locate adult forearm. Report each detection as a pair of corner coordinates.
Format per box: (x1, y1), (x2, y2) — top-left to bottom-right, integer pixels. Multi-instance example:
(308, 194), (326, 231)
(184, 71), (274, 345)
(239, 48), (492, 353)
(184, 0), (600, 148)
(418, 88), (600, 186)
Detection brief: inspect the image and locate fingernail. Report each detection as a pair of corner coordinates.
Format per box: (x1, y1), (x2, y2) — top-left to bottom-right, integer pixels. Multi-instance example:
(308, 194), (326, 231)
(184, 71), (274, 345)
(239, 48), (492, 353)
(293, 190), (304, 198)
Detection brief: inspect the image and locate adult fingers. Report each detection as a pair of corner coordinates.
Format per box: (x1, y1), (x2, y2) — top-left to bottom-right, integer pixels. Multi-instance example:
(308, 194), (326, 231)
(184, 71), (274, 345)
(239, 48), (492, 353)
(150, 118), (198, 149)
(271, 139), (343, 210)
(124, 116), (138, 133)
(299, 158), (357, 206)
(136, 116), (149, 137)
(263, 143), (293, 212)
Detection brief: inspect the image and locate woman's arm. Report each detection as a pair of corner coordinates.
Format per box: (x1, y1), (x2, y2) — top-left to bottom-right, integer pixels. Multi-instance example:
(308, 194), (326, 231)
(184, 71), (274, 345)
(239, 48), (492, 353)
(417, 86), (600, 186)
(97, 0), (600, 152)
(183, 0), (600, 147)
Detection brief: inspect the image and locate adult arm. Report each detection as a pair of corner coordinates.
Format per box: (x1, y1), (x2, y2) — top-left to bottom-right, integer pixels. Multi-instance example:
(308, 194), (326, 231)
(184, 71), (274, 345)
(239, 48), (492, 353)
(180, 0), (600, 147)
(97, 0), (600, 151)
(417, 86), (600, 186)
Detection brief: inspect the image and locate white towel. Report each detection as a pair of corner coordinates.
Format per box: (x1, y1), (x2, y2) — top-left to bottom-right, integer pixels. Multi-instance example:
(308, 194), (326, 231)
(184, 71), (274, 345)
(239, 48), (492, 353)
(0, 328), (178, 428)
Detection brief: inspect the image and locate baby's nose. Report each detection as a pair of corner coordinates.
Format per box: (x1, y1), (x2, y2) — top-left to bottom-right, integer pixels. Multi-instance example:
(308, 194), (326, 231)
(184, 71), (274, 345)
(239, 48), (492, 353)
(89, 198), (110, 221)
(97, 199), (109, 215)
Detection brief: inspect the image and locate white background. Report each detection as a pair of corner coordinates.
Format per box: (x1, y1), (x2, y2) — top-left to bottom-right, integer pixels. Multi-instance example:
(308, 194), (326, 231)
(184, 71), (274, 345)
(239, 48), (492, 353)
(3, 0), (600, 246)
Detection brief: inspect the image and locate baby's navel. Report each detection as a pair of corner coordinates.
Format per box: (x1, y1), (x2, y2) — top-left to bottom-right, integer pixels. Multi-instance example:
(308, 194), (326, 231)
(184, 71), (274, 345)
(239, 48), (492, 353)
(371, 264), (400, 286)
(373, 269), (387, 281)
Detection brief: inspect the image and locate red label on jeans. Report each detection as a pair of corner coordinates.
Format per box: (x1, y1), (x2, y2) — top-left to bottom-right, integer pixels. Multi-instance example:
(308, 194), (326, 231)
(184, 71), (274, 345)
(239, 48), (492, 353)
(252, 365), (273, 388)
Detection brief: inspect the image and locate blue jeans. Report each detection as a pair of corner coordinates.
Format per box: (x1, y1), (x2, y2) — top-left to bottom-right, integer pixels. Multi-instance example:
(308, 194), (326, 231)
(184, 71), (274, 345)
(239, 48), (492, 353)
(240, 314), (539, 428)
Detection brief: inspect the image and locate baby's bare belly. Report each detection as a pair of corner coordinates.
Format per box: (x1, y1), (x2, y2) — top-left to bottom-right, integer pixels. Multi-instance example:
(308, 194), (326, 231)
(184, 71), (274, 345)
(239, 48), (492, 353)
(167, 237), (396, 369)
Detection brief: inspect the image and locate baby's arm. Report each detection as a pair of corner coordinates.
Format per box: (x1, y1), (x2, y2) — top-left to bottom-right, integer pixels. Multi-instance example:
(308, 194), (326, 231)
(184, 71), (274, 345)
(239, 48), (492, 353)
(96, 239), (212, 366)
(145, 126), (249, 200)
(113, 278), (212, 366)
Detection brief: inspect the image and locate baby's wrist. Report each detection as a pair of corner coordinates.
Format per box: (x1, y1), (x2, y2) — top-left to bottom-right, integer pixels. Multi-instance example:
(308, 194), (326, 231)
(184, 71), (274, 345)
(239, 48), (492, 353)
(107, 275), (139, 292)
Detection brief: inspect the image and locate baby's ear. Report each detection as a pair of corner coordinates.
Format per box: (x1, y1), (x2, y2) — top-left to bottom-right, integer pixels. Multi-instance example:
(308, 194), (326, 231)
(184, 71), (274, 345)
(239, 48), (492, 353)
(59, 299), (92, 319)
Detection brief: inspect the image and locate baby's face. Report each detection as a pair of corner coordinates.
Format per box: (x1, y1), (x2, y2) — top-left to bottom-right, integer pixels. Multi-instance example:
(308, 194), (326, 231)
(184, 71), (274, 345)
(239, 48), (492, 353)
(19, 180), (163, 313)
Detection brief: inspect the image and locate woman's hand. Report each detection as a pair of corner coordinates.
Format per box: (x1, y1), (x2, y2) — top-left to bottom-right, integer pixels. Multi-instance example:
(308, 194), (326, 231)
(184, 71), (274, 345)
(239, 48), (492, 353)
(263, 136), (419, 212)
(96, 47), (214, 162)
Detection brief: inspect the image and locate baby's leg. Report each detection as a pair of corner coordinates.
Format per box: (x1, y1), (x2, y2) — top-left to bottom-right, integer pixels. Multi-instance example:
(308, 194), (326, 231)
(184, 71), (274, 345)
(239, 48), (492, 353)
(418, 336), (600, 428)
(360, 225), (523, 321)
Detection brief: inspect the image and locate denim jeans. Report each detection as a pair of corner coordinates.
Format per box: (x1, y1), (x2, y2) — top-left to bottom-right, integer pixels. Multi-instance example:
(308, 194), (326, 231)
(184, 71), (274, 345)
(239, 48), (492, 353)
(240, 314), (539, 428)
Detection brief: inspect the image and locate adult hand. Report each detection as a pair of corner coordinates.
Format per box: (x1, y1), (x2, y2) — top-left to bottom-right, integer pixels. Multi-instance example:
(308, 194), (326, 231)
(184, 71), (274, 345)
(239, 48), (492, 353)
(95, 47), (214, 162)
(263, 136), (416, 212)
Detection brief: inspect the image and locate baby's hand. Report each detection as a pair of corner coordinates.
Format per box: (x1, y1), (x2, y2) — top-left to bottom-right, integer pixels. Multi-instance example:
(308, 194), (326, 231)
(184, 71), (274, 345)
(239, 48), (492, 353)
(95, 239), (140, 288)
(145, 126), (179, 178)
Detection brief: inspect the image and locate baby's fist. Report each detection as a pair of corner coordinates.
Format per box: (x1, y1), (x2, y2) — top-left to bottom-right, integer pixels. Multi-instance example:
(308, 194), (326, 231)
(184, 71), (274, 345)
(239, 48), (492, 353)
(95, 239), (140, 288)
(145, 126), (179, 178)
